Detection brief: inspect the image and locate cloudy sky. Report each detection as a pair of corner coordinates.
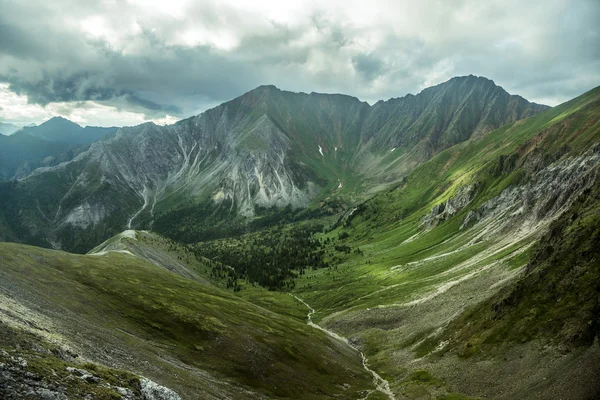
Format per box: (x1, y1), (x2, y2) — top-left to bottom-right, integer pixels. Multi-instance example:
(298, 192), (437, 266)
(0, 0), (599, 127)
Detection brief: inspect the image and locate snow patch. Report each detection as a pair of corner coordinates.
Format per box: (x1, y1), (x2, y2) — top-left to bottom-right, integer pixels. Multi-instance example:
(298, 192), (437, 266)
(212, 190), (227, 202)
(318, 145), (323, 156)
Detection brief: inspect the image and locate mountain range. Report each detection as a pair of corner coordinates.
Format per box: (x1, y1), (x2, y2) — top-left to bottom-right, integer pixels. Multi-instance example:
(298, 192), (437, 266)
(0, 75), (599, 399)
(0, 122), (23, 135)
(0, 117), (118, 181)
(0, 75), (548, 252)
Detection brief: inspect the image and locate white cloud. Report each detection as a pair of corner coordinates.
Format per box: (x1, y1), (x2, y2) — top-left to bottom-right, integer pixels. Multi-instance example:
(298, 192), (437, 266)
(0, 0), (598, 126)
(0, 84), (178, 126)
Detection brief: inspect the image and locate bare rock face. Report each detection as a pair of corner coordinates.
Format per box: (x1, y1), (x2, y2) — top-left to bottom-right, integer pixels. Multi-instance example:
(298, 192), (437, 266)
(140, 378), (182, 400)
(0, 319), (186, 400)
(422, 184), (478, 229)
(0, 331), (182, 400)
(462, 143), (600, 235)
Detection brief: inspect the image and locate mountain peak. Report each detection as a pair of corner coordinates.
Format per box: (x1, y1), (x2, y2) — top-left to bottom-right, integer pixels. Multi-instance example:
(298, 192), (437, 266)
(255, 84), (279, 90)
(42, 116), (81, 128)
(449, 74), (491, 81)
(418, 75), (549, 110)
(236, 84), (282, 100)
(244, 84), (281, 96)
(11, 115), (117, 146)
(431, 75), (497, 91)
(0, 121), (24, 135)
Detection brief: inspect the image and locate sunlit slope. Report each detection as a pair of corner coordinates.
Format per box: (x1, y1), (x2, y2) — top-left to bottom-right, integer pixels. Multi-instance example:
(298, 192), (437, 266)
(297, 85), (600, 310)
(418, 177), (600, 399)
(290, 86), (600, 399)
(0, 241), (374, 399)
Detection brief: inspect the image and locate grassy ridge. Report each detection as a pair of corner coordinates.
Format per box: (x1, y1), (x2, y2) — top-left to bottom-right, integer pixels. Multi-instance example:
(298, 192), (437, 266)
(0, 242), (373, 399)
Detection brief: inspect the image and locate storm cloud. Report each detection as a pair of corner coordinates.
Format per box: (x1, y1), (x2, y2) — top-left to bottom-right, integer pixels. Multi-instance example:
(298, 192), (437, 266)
(0, 0), (598, 126)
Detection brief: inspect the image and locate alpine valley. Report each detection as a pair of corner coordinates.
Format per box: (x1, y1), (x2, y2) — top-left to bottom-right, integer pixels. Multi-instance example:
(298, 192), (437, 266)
(1, 75), (599, 400)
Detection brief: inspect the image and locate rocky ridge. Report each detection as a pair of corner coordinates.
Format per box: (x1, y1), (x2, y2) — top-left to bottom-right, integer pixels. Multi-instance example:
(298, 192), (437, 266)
(1, 76), (549, 252)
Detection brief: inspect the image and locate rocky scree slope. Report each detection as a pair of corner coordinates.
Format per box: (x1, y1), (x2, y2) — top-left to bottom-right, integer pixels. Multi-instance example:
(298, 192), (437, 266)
(0, 321), (181, 400)
(426, 177), (600, 386)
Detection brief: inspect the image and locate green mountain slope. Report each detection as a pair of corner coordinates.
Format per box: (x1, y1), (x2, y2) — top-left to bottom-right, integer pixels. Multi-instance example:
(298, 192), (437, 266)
(266, 85), (599, 399)
(0, 236), (375, 399)
(419, 177), (600, 399)
(0, 80), (598, 400)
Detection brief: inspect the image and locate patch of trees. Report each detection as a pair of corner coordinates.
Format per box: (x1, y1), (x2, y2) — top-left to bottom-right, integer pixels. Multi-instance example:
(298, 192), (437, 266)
(192, 224), (333, 291)
(153, 199), (247, 243)
(154, 201), (337, 245)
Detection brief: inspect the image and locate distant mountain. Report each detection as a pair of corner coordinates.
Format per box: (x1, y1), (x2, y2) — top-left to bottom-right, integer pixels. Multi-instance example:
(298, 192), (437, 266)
(0, 121), (22, 135)
(15, 116), (118, 145)
(0, 117), (118, 180)
(0, 75), (550, 252)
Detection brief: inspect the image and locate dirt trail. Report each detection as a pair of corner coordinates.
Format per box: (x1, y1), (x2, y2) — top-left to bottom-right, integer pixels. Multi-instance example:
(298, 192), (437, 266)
(290, 294), (395, 400)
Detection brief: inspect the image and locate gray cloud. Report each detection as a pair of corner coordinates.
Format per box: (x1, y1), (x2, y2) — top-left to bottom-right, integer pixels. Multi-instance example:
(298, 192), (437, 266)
(352, 53), (387, 82)
(0, 0), (598, 125)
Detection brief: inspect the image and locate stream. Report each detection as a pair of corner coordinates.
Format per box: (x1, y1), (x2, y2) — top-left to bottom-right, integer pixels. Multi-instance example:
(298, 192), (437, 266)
(290, 294), (395, 400)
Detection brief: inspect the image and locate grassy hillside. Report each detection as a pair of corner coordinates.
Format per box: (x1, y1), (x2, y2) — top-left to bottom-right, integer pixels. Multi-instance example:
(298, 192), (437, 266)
(272, 86), (600, 314)
(275, 85), (600, 399)
(0, 84), (598, 399)
(0, 240), (375, 399)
